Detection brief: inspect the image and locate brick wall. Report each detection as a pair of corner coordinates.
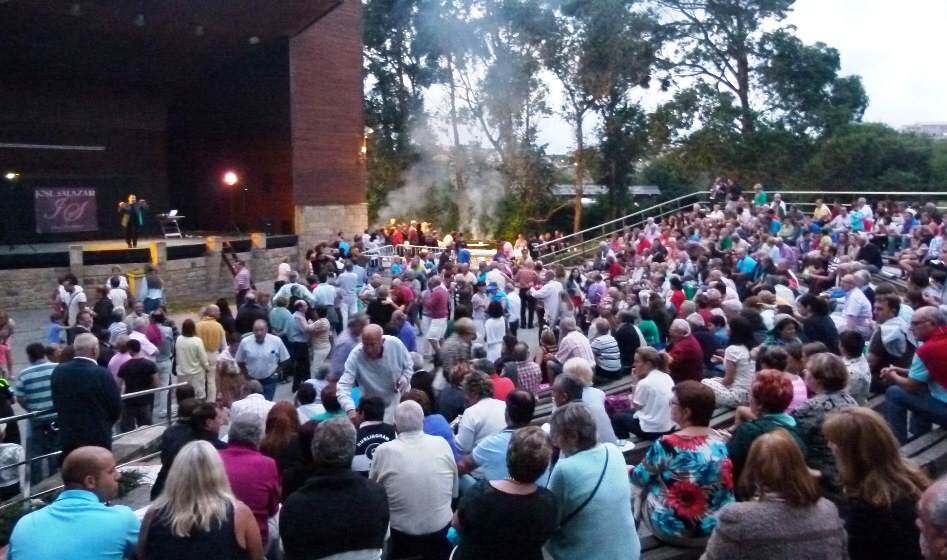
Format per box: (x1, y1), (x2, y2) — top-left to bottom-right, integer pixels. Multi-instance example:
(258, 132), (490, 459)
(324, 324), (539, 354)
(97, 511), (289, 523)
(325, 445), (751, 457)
(0, 245), (299, 312)
(289, 0), (366, 208)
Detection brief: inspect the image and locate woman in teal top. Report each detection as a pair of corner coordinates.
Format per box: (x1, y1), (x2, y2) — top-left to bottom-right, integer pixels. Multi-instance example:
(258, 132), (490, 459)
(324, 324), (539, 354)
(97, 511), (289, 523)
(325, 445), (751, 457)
(546, 403), (640, 560)
(638, 307), (662, 348)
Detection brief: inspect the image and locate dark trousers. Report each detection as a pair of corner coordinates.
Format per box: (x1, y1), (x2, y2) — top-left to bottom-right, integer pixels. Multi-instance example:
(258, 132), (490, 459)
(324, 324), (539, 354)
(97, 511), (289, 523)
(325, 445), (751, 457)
(120, 401), (153, 432)
(612, 412), (667, 441)
(289, 341), (310, 392)
(26, 421), (59, 485)
(508, 320), (519, 338)
(519, 288), (536, 328)
(536, 307), (547, 331)
(125, 221), (139, 248)
(235, 289), (249, 308)
(389, 525), (451, 560)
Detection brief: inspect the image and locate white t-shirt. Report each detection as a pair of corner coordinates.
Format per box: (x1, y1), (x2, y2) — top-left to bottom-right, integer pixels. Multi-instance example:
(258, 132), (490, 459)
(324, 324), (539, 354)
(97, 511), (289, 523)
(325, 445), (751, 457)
(57, 285), (87, 326)
(724, 344), (755, 393)
(484, 317), (507, 361)
(506, 291), (521, 324)
(108, 288), (128, 314)
(633, 370), (674, 433)
(455, 397), (507, 455)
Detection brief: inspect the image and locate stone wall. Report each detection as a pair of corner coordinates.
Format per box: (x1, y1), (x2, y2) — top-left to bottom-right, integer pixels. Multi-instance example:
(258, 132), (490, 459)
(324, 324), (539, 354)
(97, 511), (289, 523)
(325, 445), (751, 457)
(0, 235), (299, 312)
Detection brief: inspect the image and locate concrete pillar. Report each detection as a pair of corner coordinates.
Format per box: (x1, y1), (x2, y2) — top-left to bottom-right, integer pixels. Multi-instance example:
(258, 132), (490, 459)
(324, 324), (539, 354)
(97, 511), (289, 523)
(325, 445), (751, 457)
(250, 232), (266, 288)
(151, 241), (167, 268)
(69, 245), (83, 281)
(206, 236), (222, 295)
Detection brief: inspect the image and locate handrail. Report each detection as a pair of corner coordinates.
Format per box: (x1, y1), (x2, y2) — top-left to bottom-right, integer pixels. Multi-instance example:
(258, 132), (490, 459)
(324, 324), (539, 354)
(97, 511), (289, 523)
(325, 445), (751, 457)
(1, 381), (188, 512)
(535, 191), (705, 250)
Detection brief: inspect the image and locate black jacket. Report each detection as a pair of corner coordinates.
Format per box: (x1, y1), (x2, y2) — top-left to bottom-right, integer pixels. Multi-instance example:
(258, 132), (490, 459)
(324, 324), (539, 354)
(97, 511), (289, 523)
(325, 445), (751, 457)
(51, 357), (122, 456)
(614, 323), (642, 368)
(802, 314), (841, 355)
(151, 422), (227, 499)
(280, 470), (389, 560)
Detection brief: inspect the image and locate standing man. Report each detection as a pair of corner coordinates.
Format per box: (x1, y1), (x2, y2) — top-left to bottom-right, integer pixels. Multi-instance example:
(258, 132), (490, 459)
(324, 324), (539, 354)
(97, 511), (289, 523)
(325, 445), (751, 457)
(338, 324), (413, 423)
(8, 446), (139, 559)
(329, 314), (369, 379)
(56, 274), (88, 345)
(530, 270), (562, 331)
(195, 305), (226, 402)
(337, 261), (360, 327)
(514, 262), (538, 329)
(118, 194), (147, 248)
(116, 339), (158, 431)
(234, 260), (252, 308)
(235, 319), (290, 401)
(51, 334), (122, 459)
(421, 276), (450, 365)
(14, 343), (59, 483)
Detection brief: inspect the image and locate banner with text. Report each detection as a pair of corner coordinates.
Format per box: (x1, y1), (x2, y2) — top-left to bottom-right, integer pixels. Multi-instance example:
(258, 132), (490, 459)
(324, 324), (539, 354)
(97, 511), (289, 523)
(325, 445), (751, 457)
(34, 188), (98, 233)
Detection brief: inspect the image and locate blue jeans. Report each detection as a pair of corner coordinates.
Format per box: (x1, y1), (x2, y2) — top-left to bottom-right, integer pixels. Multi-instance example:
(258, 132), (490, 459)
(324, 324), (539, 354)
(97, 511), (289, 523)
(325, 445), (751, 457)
(885, 385), (947, 444)
(260, 375), (278, 401)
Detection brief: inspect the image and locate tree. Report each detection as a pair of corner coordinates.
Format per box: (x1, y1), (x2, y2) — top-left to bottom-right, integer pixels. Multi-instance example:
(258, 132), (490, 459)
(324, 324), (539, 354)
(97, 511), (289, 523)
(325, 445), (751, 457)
(363, 0), (437, 222)
(655, 0), (867, 183)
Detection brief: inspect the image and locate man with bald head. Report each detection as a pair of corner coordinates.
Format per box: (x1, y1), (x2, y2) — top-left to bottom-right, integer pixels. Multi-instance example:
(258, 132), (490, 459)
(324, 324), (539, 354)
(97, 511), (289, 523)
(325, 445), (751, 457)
(51, 333), (122, 459)
(9, 446), (139, 559)
(338, 324), (413, 423)
(235, 319), (290, 401)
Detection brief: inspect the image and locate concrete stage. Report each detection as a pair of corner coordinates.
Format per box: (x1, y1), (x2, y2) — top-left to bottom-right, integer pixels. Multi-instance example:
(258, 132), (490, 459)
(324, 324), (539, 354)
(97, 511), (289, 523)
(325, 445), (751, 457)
(0, 232), (255, 255)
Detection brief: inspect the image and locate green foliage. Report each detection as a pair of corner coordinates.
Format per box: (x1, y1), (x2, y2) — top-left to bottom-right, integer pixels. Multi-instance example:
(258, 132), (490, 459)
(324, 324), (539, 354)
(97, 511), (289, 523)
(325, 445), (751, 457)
(802, 123), (945, 190)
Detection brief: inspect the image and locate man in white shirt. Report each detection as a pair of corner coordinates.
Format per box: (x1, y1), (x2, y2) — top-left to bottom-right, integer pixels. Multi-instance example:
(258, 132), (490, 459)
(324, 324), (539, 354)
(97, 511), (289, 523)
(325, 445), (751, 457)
(555, 318), (595, 365)
(235, 319), (290, 401)
(485, 263), (510, 292)
(230, 379), (275, 430)
(57, 275), (87, 343)
(840, 274), (873, 338)
(338, 325), (413, 423)
(370, 401), (457, 559)
(127, 317), (157, 361)
(530, 271), (562, 330)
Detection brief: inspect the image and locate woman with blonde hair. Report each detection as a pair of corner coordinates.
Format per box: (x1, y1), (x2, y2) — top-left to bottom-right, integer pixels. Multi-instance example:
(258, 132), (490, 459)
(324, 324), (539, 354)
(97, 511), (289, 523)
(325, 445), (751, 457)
(138, 440), (263, 559)
(611, 347), (674, 440)
(823, 407), (929, 560)
(702, 429), (846, 560)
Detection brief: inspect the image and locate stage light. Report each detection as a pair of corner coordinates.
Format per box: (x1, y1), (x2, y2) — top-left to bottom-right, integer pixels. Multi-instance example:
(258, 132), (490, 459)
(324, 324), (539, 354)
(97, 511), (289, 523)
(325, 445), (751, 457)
(248, 36), (260, 45)
(70, 3), (81, 16)
(223, 171), (239, 186)
(133, 13), (145, 27)
(195, 25), (205, 37)
(4, 171), (19, 181)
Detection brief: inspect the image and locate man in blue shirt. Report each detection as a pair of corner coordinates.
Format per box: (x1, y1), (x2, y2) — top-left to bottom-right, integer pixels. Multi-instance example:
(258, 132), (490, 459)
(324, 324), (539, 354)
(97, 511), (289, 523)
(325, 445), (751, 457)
(10, 446), (139, 559)
(457, 390), (552, 488)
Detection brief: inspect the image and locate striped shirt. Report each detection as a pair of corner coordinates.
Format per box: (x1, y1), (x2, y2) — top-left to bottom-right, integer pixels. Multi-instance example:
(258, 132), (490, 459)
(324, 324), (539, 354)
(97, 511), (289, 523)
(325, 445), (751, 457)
(591, 334), (622, 373)
(13, 361), (57, 421)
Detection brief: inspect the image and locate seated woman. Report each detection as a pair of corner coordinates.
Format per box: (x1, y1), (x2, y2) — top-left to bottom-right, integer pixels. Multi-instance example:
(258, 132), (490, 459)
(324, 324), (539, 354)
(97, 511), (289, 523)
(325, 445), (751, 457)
(452, 426), (559, 560)
(611, 347), (674, 441)
(546, 403), (640, 560)
(138, 440), (264, 560)
(823, 408), (930, 560)
(793, 352), (857, 500)
(702, 317), (756, 408)
(702, 430), (847, 560)
(630, 381), (734, 547)
(726, 370), (806, 482)
(760, 314), (803, 349)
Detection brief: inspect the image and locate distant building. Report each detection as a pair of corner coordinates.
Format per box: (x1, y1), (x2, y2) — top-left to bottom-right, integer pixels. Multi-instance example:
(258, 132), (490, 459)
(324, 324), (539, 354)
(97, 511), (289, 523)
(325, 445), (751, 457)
(903, 122), (947, 140)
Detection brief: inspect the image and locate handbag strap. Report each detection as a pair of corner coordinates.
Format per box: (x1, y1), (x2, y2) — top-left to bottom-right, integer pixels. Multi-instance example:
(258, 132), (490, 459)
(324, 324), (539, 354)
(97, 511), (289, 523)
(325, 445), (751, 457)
(561, 446), (610, 527)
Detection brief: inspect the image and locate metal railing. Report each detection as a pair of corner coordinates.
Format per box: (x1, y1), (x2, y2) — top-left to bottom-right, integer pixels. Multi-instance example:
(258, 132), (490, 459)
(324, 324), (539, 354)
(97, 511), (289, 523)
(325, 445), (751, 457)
(0, 381), (188, 511)
(540, 189), (947, 266)
(534, 191), (705, 253)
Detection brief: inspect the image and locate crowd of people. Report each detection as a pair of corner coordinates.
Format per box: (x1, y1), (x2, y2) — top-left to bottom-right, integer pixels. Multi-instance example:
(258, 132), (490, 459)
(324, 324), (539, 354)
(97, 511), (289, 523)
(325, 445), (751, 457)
(5, 185), (947, 559)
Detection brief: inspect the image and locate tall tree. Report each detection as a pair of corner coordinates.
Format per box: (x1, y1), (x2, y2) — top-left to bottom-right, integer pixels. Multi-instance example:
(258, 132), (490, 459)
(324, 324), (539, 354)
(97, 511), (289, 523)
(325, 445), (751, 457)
(363, 0), (437, 221)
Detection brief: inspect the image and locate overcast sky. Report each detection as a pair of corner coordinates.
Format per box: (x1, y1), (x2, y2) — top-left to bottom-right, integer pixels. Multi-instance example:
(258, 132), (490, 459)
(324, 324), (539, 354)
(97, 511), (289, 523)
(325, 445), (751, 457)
(525, 0), (947, 153)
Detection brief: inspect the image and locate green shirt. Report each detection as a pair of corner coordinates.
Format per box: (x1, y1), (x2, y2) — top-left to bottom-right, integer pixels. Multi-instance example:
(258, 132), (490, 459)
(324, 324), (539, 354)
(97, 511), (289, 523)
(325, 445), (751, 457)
(720, 236), (733, 250)
(753, 191), (768, 206)
(638, 320), (661, 346)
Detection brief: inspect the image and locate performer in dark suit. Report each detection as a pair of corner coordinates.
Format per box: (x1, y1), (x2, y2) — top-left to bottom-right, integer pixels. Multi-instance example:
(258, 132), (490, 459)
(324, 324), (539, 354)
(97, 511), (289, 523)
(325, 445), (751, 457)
(51, 333), (122, 460)
(117, 194), (148, 248)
